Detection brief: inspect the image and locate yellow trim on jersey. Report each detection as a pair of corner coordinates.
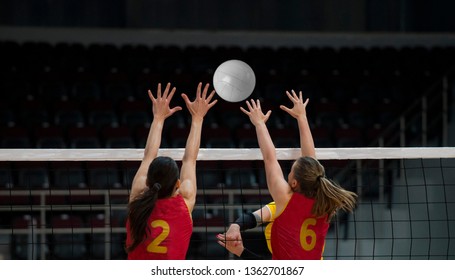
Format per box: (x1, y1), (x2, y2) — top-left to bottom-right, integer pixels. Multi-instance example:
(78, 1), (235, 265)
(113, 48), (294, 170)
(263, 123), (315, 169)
(264, 202), (276, 253)
(266, 201), (276, 221)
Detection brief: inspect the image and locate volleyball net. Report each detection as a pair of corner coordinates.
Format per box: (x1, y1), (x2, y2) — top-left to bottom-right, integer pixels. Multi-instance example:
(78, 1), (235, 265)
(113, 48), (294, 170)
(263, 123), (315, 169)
(0, 147), (454, 260)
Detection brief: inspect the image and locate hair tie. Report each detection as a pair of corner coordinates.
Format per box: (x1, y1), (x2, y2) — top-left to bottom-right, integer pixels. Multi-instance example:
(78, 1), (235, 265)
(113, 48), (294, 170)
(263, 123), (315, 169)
(152, 183), (162, 192)
(317, 175), (324, 181)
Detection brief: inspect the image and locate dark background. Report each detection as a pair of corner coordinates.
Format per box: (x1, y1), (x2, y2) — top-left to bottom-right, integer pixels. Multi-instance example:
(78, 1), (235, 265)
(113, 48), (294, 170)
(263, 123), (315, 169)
(1, 0), (455, 32)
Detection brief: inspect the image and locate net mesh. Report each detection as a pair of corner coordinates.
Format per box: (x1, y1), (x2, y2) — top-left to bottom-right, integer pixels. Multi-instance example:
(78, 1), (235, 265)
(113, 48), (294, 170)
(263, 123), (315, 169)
(0, 148), (454, 260)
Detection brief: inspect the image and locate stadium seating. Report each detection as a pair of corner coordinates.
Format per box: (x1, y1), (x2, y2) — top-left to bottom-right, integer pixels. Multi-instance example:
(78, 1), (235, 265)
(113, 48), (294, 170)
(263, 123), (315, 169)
(1, 42), (453, 150)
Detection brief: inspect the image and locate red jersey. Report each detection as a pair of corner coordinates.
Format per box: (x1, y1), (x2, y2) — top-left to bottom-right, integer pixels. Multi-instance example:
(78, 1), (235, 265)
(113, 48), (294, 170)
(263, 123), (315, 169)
(271, 193), (329, 260)
(126, 194), (192, 260)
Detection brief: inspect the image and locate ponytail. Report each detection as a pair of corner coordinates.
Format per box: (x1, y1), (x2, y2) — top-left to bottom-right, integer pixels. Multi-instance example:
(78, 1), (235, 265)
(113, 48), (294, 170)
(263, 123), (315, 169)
(291, 156), (357, 222)
(313, 177), (357, 221)
(125, 183), (162, 253)
(125, 156), (179, 253)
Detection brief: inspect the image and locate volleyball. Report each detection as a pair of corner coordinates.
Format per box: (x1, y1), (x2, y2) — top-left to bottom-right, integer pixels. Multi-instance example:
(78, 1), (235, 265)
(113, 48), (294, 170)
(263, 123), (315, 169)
(213, 59), (256, 102)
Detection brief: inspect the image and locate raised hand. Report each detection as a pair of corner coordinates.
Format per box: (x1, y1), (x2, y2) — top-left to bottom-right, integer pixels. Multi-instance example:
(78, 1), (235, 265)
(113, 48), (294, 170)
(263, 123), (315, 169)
(240, 99), (272, 127)
(181, 82), (218, 121)
(279, 90), (309, 120)
(149, 82), (182, 121)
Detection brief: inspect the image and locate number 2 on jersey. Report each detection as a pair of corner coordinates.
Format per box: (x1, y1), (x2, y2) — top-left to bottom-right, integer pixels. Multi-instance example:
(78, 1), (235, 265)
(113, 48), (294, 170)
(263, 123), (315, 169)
(300, 218), (317, 251)
(146, 219), (170, 254)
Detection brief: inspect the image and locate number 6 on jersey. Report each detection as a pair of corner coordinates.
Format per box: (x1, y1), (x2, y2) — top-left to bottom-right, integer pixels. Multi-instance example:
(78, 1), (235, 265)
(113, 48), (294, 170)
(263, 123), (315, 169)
(300, 218), (317, 251)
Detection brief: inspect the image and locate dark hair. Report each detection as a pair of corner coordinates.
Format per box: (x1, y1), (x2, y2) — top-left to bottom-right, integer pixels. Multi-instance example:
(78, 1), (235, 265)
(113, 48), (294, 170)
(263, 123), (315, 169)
(125, 156), (179, 253)
(292, 156), (357, 221)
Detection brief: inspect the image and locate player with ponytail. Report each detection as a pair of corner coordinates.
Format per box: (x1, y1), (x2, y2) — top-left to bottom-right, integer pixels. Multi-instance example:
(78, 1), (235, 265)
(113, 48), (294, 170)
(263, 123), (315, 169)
(218, 90), (356, 259)
(126, 82), (217, 259)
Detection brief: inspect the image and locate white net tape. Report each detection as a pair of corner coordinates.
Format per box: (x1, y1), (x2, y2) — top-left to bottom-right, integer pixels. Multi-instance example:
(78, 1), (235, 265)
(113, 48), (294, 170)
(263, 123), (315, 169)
(1, 147), (455, 161)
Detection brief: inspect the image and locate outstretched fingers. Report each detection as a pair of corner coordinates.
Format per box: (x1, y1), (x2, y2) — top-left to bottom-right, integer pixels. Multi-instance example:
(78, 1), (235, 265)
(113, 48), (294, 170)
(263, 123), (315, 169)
(156, 83), (162, 99)
(298, 90), (304, 101)
(264, 109), (272, 121)
(181, 82), (218, 120)
(149, 82), (176, 101)
(169, 105), (183, 115)
(160, 82), (171, 99)
(285, 90), (294, 102)
(280, 89), (310, 118)
(148, 82), (182, 119)
(201, 83), (210, 100)
(196, 82), (202, 99)
(166, 84), (177, 101)
(239, 106), (249, 115)
(207, 91), (218, 108)
(148, 89), (155, 102)
(303, 97), (309, 106)
(241, 99), (254, 115)
(279, 104), (291, 114)
(249, 99), (256, 108)
(286, 90), (300, 103)
(181, 93), (191, 108)
(202, 83), (218, 108)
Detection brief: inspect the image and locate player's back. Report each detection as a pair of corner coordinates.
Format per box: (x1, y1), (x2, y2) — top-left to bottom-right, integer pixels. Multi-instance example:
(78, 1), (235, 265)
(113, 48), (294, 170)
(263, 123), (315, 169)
(271, 193), (329, 260)
(126, 194), (192, 260)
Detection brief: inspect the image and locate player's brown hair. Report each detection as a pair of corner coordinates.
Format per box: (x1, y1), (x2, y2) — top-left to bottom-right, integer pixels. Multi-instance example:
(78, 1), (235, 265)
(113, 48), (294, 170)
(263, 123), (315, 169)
(125, 156), (179, 253)
(292, 156), (357, 221)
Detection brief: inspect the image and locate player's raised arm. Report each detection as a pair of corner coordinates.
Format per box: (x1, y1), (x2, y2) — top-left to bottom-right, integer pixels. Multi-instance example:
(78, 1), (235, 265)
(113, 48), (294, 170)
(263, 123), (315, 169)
(130, 83), (182, 202)
(280, 90), (315, 158)
(240, 99), (292, 208)
(179, 83), (217, 212)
